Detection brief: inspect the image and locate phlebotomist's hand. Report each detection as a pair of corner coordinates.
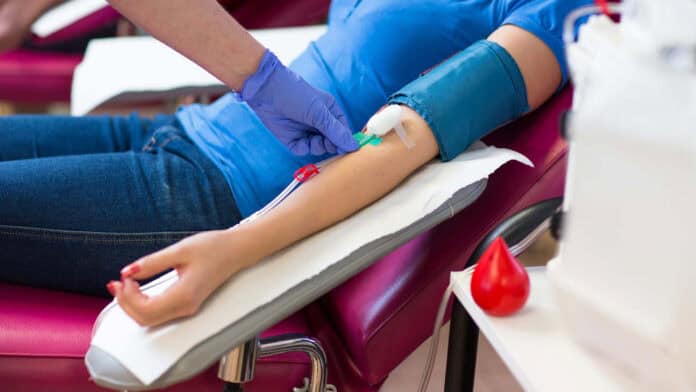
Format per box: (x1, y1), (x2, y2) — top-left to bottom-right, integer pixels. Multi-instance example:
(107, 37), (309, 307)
(240, 50), (360, 156)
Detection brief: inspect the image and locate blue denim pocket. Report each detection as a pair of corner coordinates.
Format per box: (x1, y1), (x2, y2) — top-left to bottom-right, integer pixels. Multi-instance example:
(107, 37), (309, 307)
(142, 125), (189, 152)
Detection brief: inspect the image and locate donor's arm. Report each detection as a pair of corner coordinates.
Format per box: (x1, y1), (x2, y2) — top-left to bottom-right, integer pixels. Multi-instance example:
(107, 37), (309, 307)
(111, 25), (562, 327)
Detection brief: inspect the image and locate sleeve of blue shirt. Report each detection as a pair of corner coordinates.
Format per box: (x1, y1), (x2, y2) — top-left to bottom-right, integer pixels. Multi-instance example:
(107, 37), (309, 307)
(501, 0), (594, 86)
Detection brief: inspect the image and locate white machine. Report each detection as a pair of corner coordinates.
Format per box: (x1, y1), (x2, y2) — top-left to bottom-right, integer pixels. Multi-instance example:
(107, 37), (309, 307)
(548, 0), (696, 391)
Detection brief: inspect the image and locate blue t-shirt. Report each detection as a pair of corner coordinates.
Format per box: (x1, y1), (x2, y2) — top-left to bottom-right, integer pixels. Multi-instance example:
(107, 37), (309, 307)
(177, 0), (591, 217)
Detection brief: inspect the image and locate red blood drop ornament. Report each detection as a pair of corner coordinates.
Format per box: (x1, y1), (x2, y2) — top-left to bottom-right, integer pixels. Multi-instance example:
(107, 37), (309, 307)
(471, 237), (530, 316)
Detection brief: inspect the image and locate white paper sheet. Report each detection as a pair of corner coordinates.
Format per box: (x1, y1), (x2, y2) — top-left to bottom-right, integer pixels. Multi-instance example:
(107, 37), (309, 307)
(71, 25), (328, 115)
(90, 146), (532, 385)
(32, 0), (110, 38)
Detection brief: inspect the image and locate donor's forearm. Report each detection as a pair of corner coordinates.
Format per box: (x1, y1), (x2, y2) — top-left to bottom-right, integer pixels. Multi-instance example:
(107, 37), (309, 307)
(226, 24), (561, 265)
(231, 106), (439, 264)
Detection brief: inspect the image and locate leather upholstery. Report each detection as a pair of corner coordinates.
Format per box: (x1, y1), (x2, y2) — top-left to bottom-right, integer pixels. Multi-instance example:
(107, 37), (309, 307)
(0, 50), (82, 102)
(0, 6), (120, 103)
(0, 282), (314, 391)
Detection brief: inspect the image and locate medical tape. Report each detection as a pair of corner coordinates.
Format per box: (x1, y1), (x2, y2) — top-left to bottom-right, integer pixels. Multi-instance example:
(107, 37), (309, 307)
(365, 105), (415, 149)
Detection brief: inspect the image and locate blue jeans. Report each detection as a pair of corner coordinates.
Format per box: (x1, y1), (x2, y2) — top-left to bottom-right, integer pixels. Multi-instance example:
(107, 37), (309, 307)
(0, 114), (240, 296)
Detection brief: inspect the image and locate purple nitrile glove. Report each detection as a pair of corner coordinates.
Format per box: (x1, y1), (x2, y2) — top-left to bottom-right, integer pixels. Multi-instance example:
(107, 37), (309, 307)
(240, 50), (359, 156)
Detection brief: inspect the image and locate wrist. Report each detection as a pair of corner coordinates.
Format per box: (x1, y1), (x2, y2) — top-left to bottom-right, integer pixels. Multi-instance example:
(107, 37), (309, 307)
(234, 42), (266, 91)
(239, 49), (276, 99)
(222, 223), (272, 271)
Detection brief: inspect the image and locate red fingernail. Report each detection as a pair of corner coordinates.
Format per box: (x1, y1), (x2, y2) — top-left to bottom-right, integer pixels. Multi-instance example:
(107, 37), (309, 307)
(120, 264), (140, 279)
(106, 281), (117, 296)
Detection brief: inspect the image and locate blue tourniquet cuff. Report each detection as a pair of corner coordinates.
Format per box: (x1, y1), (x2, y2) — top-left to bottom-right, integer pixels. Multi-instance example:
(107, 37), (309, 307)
(388, 40), (530, 161)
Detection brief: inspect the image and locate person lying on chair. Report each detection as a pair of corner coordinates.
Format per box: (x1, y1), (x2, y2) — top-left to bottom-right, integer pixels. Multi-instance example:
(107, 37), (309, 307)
(0, 0), (590, 326)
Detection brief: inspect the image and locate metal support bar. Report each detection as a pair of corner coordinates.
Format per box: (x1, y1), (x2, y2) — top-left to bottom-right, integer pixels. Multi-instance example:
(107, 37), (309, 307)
(259, 334), (328, 392)
(444, 300), (479, 392)
(218, 337), (259, 386)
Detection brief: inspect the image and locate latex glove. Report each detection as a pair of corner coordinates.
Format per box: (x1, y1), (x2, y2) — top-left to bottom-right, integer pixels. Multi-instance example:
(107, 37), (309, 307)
(240, 50), (359, 156)
(108, 229), (251, 327)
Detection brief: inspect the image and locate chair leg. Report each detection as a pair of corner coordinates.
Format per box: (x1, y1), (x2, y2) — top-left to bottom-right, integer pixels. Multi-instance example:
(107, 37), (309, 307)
(217, 334), (329, 392)
(222, 382), (245, 392)
(258, 334), (328, 392)
(218, 338), (259, 391)
(444, 300), (479, 392)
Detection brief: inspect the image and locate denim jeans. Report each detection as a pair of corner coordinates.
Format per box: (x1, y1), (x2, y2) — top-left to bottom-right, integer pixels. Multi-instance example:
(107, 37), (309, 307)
(0, 114), (240, 296)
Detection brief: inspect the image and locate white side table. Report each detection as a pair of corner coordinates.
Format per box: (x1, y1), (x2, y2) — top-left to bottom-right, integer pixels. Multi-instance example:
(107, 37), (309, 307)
(445, 266), (641, 392)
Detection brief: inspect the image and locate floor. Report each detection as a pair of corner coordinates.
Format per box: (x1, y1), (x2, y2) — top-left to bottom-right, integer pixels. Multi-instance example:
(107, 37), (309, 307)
(380, 231), (558, 392)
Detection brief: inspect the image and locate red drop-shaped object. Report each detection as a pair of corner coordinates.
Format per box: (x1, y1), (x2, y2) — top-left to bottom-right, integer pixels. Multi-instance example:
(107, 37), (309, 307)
(471, 237), (530, 316)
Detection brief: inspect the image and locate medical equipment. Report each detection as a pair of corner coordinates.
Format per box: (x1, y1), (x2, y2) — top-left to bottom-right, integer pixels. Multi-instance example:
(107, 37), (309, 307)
(365, 105), (414, 149)
(550, 2), (696, 391)
(388, 39), (530, 162)
(353, 132), (382, 147)
(241, 160), (332, 224)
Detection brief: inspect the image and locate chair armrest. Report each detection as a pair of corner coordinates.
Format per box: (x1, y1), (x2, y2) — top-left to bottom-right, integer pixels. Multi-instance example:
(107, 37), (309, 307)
(466, 197), (563, 267)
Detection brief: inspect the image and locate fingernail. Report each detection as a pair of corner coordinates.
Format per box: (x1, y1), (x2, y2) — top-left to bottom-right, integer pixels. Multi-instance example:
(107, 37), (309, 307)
(106, 281), (117, 296)
(120, 263), (140, 279)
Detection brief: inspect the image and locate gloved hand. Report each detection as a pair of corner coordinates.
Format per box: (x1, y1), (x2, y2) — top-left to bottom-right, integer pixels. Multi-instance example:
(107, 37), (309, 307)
(240, 50), (359, 156)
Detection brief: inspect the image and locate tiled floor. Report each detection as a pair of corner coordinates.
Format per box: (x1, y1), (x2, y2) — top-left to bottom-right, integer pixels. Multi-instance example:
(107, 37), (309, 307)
(380, 231), (557, 392)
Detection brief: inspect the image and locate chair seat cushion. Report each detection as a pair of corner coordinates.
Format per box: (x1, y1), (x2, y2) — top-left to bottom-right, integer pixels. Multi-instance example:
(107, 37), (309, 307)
(0, 282), (313, 391)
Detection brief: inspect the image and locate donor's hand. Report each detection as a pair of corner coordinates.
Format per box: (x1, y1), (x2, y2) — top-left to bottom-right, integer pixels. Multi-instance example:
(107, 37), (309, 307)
(107, 229), (254, 327)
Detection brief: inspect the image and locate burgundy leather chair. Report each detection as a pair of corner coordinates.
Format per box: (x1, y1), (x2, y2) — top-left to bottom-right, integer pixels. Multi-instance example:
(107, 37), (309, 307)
(0, 0), (331, 104)
(0, 86), (571, 391)
(0, 5), (120, 103)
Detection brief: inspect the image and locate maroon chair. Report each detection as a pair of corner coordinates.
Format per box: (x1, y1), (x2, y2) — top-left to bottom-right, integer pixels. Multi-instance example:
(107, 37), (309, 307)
(0, 5), (120, 103)
(0, 86), (571, 391)
(0, 0), (331, 104)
